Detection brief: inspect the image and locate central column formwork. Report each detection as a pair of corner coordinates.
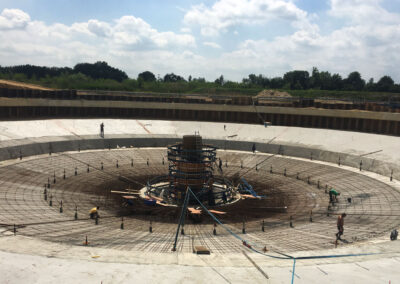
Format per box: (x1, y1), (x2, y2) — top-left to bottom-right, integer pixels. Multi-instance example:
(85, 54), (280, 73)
(146, 135), (236, 206)
(178, 135), (206, 191)
(168, 135), (216, 201)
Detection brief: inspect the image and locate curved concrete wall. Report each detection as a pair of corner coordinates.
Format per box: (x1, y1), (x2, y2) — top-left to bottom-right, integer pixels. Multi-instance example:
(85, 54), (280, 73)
(1, 134), (398, 181)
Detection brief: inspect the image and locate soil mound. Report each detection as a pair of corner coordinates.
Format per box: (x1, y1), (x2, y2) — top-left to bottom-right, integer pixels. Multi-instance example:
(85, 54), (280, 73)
(256, 89), (292, 97)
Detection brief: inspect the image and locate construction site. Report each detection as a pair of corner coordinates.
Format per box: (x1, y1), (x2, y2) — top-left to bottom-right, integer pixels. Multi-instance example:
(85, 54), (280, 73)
(0, 86), (400, 283)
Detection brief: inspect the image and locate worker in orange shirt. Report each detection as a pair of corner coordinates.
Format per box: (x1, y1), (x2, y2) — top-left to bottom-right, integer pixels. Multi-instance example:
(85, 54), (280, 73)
(336, 213), (346, 240)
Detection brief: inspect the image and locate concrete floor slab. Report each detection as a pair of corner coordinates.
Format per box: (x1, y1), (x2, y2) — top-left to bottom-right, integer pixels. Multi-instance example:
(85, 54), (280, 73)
(0, 119), (399, 283)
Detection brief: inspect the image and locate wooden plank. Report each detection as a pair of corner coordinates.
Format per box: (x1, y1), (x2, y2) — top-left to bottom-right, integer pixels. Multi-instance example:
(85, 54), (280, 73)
(188, 208), (202, 214)
(111, 190), (140, 195)
(209, 209), (227, 215)
(241, 194), (257, 199)
(194, 246), (210, 255)
(155, 201), (169, 206)
(147, 195), (164, 202)
(122, 196), (137, 199)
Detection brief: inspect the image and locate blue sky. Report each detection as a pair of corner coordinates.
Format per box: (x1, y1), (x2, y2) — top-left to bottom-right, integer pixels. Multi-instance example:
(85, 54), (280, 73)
(0, 0), (400, 82)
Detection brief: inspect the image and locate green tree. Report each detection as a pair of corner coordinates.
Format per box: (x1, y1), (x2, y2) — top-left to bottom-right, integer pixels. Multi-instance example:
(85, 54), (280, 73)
(376, 75), (394, 91)
(270, 77), (284, 88)
(215, 75), (224, 86)
(283, 70), (310, 89)
(73, 61), (128, 82)
(192, 77), (205, 83)
(331, 73), (343, 90)
(318, 71), (332, 90)
(246, 74), (269, 87)
(163, 73), (185, 82)
(344, 71), (365, 90)
(310, 67), (321, 89)
(366, 78), (375, 91)
(138, 71), (156, 82)
(248, 74), (257, 85)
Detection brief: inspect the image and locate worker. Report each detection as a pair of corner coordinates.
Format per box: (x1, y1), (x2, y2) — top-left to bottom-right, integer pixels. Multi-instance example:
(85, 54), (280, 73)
(224, 124), (226, 131)
(252, 143), (256, 153)
(329, 188), (340, 203)
(390, 229), (398, 241)
(336, 213), (346, 240)
(100, 122), (104, 138)
(89, 206), (100, 219)
(222, 191), (227, 203)
(218, 158), (222, 171)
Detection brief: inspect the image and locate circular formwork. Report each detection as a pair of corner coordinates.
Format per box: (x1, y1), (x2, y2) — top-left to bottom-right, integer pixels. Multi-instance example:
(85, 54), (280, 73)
(0, 147), (399, 254)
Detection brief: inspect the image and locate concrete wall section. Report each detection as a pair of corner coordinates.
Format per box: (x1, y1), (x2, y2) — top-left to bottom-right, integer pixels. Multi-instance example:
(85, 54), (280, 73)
(2, 98), (400, 120)
(1, 97), (400, 135)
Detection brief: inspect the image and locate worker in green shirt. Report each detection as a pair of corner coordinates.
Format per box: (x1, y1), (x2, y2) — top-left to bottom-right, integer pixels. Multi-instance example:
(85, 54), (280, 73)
(329, 188), (340, 203)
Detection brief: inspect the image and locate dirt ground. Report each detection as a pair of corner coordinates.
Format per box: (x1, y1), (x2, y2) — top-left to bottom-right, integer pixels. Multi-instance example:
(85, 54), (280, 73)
(0, 79), (53, 90)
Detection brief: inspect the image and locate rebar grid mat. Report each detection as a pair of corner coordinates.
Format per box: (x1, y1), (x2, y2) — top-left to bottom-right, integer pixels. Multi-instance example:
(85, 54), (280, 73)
(0, 148), (399, 254)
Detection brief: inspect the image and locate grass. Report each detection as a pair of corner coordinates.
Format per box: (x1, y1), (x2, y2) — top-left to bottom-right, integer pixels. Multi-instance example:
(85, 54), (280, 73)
(1, 73), (400, 102)
(287, 89), (400, 101)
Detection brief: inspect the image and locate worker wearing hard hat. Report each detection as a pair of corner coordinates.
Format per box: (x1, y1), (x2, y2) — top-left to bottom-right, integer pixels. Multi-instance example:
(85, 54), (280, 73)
(89, 206), (100, 219)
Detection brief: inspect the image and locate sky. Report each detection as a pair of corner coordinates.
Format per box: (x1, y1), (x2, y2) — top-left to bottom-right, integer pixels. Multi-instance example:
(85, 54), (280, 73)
(0, 0), (400, 82)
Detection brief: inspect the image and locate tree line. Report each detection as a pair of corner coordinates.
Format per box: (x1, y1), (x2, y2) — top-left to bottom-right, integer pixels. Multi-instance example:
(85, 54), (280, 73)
(0, 61), (128, 82)
(0, 62), (399, 93)
(242, 68), (399, 92)
(138, 68), (399, 92)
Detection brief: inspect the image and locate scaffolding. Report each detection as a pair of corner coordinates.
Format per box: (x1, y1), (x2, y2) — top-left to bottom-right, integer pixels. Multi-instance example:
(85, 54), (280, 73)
(146, 135), (236, 205)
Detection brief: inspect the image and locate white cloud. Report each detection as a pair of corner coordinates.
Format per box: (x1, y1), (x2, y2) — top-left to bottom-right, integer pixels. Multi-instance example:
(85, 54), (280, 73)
(111, 15), (195, 49)
(0, 10), (195, 50)
(208, 0), (400, 81)
(180, 27), (191, 33)
(1, 3), (400, 83)
(0, 9), (196, 75)
(0, 8), (30, 30)
(329, 0), (400, 24)
(153, 32), (195, 48)
(87, 20), (112, 37)
(183, 0), (314, 36)
(203, 41), (221, 49)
